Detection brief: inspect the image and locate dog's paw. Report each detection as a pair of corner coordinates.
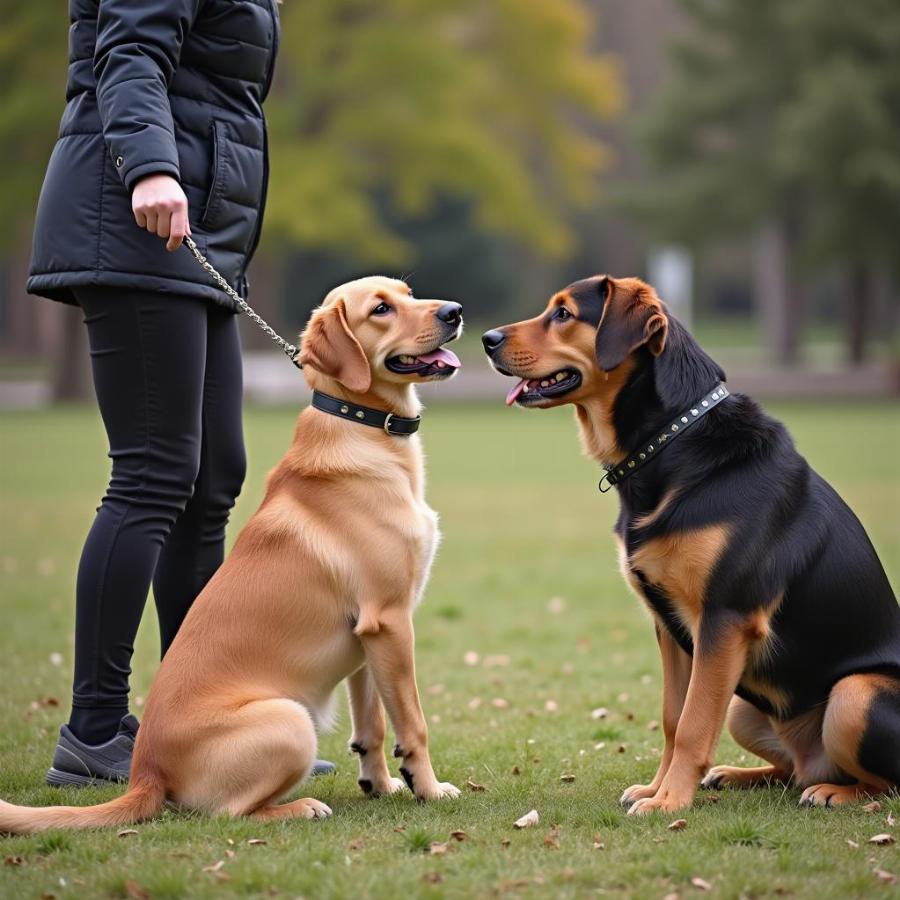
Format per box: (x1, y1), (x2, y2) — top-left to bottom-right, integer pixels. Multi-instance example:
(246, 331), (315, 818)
(799, 783), (871, 808)
(627, 791), (692, 816)
(701, 765), (786, 790)
(360, 776), (406, 797)
(619, 783), (657, 807)
(416, 781), (461, 802)
(297, 798), (333, 819)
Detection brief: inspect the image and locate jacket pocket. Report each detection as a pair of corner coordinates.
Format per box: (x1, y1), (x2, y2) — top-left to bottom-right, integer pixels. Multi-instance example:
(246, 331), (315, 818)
(201, 119), (228, 229)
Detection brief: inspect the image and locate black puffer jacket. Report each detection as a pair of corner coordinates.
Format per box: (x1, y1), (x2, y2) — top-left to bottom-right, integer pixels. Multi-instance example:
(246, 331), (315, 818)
(27, 0), (279, 310)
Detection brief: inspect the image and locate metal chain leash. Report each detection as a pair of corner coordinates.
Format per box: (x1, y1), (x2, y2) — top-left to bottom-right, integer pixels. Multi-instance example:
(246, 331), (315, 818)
(184, 236), (301, 368)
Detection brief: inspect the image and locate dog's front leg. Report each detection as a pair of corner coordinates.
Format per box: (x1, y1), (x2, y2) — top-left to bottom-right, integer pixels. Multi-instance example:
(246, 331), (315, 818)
(621, 624), (692, 807)
(347, 665), (405, 797)
(629, 615), (753, 815)
(355, 608), (459, 801)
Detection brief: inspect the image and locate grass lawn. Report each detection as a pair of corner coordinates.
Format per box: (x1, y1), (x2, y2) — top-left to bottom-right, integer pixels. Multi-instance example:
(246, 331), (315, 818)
(0, 400), (898, 899)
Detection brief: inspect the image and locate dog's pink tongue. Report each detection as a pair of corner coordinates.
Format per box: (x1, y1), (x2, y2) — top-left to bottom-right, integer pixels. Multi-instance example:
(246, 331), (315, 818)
(417, 348), (461, 369)
(506, 379), (528, 406)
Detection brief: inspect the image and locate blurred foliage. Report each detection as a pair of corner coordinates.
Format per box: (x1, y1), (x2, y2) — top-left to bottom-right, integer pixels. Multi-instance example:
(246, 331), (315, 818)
(0, 0), (621, 265)
(628, 0), (900, 273)
(265, 0), (620, 264)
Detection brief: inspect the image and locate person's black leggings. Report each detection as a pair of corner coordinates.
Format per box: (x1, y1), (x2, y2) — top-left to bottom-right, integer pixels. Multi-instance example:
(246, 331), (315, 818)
(70, 286), (246, 744)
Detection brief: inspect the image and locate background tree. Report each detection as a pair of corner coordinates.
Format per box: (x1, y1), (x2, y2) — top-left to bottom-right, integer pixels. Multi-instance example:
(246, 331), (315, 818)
(628, 0), (900, 366)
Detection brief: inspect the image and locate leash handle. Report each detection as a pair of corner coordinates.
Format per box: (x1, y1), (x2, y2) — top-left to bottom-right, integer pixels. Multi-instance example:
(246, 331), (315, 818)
(183, 236), (301, 368)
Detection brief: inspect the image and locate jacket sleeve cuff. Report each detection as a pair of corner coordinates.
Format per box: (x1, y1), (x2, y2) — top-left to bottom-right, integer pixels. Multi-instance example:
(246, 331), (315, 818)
(123, 160), (181, 193)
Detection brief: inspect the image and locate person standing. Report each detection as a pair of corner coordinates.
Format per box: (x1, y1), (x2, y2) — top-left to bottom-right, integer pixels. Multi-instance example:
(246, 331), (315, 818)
(26, 0), (333, 784)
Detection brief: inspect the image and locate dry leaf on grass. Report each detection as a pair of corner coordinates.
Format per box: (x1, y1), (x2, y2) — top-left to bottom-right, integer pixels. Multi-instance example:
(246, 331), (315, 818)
(887, 812), (896, 827)
(203, 860), (225, 873)
(511, 765), (521, 776)
(662, 893), (680, 900)
(225, 850), (235, 859)
(422, 872), (444, 884)
(874, 868), (897, 885)
(428, 841), (448, 855)
(869, 834), (895, 845)
(349, 838), (364, 851)
(543, 832), (560, 850)
(450, 830), (467, 842)
(492, 698), (510, 709)
(125, 881), (149, 900)
(466, 779), (487, 792)
(863, 800), (882, 813)
(847, 840), (860, 849)
(246, 838), (267, 846)
(691, 876), (712, 891)
(4, 856), (25, 866)
(117, 829), (138, 838)
(463, 651), (479, 666)
(514, 809), (539, 829)
(647, 720), (660, 731)
(500, 837), (511, 848)
(559, 773), (575, 783)
(591, 707), (608, 720)
(668, 819), (688, 831)
(592, 834), (605, 850)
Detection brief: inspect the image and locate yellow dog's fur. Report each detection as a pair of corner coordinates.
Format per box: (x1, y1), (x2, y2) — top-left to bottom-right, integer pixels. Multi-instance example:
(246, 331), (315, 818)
(0, 276), (461, 833)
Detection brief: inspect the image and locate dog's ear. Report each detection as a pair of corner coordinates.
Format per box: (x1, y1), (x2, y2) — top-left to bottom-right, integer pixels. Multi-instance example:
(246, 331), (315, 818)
(594, 279), (668, 372)
(300, 298), (372, 393)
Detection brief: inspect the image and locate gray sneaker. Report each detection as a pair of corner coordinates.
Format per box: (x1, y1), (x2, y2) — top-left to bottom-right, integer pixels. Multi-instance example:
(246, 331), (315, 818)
(46, 714), (138, 787)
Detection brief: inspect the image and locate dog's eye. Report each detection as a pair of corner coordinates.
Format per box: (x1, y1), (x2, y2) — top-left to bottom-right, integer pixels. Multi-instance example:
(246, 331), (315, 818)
(371, 302), (392, 316)
(555, 306), (573, 322)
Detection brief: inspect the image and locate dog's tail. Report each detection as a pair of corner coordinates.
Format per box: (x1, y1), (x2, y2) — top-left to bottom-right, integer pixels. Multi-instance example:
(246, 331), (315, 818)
(0, 776), (165, 834)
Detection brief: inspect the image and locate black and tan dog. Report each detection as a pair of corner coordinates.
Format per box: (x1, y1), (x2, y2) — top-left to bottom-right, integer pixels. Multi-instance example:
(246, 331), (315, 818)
(482, 275), (900, 814)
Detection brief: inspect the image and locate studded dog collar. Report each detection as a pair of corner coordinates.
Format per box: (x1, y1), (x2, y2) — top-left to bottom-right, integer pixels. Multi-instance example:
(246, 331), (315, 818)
(311, 390), (422, 437)
(598, 383), (730, 493)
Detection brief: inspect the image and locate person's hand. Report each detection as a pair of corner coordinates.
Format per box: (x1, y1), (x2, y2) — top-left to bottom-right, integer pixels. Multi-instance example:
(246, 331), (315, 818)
(132, 174), (191, 251)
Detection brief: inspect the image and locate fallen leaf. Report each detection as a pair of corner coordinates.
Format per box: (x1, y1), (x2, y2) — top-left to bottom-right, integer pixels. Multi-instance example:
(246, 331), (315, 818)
(49, 653), (63, 667)
(247, 838), (267, 846)
(869, 834), (895, 845)
(847, 840), (859, 849)
(467, 697), (481, 710)
(511, 765), (521, 776)
(4, 856), (25, 866)
(662, 894), (680, 900)
(491, 698), (509, 709)
(592, 833), (605, 850)
(545, 700), (558, 712)
(691, 876), (712, 891)
(559, 868), (576, 881)
(617, 692), (630, 703)
(559, 773), (576, 783)
(652, 837), (665, 844)
(887, 812), (896, 827)
(422, 872), (443, 884)
(125, 881), (149, 900)
(117, 829), (138, 838)
(547, 596), (565, 614)
(617, 745), (627, 754)
(466, 779), (486, 792)
(428, 841), (448, 855)
(393, 825), (406, 832)
(647, 720), (660, 731)
(203, 860), (226, 873)
(43, 697), (60, 707)
(704, 794), (721, 804)
(591, 707), (608, 720)
(500, 837), (511, 848)
(464, 651), (479, 666)
(349, 838), (364, 851)
(543, 832), (559, 849)
(874, 868), (897, 885)
(225, 850), (236, 859)
(514, 809), (539, 829)
(450, 830), (467, 842)
(226, 838), (235, 846)
(668, 819), (688, 831)
(41, 893), (56, 900)
(863, 801), (882, 813)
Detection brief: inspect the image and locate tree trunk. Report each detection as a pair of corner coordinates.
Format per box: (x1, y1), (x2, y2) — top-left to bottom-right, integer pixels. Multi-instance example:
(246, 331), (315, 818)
(846, 264), (871, 367)
(752, 222), (803, 366)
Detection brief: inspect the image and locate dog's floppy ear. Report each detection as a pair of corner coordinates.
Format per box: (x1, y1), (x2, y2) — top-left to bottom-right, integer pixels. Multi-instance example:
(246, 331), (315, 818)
(300, 298), (372, 393)
(594, 279), (668, 372)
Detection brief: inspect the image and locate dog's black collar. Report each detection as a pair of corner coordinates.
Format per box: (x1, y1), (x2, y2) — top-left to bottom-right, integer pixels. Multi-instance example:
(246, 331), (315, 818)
(311, 390), (421, 437)
(598, 383), (729, 493)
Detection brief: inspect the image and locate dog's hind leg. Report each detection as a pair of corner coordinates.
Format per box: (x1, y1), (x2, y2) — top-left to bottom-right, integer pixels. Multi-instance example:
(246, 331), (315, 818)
(701, 696), (793, 790)
(800, 673), (900, 807)
(176, 698), (331, 819)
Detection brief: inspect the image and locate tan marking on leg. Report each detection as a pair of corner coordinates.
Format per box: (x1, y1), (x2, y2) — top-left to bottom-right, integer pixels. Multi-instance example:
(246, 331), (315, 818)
(621, 625), (692, 806)
(629, 525), (732, 633)
(702, 696), (793, 789)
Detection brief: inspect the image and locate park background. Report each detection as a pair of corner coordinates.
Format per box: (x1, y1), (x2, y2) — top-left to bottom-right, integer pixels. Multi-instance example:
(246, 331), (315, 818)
(1, 1), (899, 898)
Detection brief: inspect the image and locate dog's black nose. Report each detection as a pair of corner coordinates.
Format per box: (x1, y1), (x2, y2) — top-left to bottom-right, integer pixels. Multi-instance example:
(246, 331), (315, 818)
(436, 302), (463, 326)
(481, 329), (506, 354)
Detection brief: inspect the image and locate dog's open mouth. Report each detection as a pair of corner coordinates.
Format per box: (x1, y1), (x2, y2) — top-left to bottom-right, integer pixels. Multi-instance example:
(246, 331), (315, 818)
(386, 347), (461, 379)
(504, 369), (582, 406)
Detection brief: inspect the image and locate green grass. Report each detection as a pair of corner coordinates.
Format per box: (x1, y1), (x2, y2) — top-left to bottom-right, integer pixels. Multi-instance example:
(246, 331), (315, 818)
(1, 401), (898, 899)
